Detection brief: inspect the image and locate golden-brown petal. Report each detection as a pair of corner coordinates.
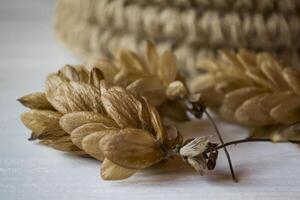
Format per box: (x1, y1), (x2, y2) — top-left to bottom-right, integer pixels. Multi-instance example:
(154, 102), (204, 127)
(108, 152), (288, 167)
(235, 94), (275, 126)
(101, 158), (137, 180)
(189, 74), (223, 107)
(126, 76), (166, 106)
(260, 62), (289, 90)
(101, 86), (143, 128)
(75, 66), (89, 83)
(18, 92), (54, 110)
(270, 96), (300, 124)
(196, 59), (219, 72)
(218, 105), (237, 123)
(45, 73), (65, 95)
(158, 50), (178, 84)
(21, 110), (62, 137)
(46, 82), (104, 114)
(137, 96), (152, 131)
(214, 79), (253, 95)
(99, 128), (164, 169)
(81, 131), (108, 160)
(81, 128), (120, 160)
(66, 81), (103, 113)
(257, 53), (283, 73)
(143, 97), (165, 142)
(249, 126), (278, 140)
(158, 100), (188, 122)
(245, 68), (274, 90)
(71, 123), (116, 149)
(146, 41), (159, 75)
(237, 49), (257, 70)
(57, 65), (89, 83)
(224, 87), (265, 110)
(220, 50), (243, 70)
(249, 125), (300, 143)
(36, 129), (68, 141)
(60, 111), (116, 134)
(189, 74), (216, 93)
(258, 92), (292, 114)
(117, 49), (148, 73)
(88, 59), (118, 82)
(58, 65), (80, 82)
(40, 135), (84, 154)
(283, 67), (300, 97)
(114, 69), (147, 87)
(88, 68), (104, 89)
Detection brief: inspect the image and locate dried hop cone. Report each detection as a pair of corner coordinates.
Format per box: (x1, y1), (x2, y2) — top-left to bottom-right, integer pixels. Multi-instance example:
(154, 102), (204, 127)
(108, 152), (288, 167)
(19, 65), (184, 180)
(59, 83), (178, 180)
(190, 50), (300, 141)
(19, 40), (190, 157)
(88, 41), (188, 121)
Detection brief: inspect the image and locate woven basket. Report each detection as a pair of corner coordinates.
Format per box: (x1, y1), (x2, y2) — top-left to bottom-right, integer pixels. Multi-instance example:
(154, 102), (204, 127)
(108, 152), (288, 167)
(55, 0), (300, 76)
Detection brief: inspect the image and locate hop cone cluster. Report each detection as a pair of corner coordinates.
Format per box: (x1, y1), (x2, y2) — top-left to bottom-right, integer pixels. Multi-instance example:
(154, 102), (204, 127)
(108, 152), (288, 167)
(190, 50), (300, 141)
(19, 65), (185, 180)
(19, 42), (192, 180)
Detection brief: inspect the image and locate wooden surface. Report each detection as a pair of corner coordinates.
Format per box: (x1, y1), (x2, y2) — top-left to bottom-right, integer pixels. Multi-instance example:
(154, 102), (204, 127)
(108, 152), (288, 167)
(1, 1), (300, 199)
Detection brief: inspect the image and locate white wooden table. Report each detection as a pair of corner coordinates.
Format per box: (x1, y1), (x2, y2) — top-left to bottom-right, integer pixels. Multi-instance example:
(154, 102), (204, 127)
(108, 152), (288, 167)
(1, 1), (300, 199)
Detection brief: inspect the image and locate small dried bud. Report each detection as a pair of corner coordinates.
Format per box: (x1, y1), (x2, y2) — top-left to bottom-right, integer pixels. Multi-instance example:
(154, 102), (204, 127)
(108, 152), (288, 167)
(179, 136), (210, 157)
(166, 81), (187, 100)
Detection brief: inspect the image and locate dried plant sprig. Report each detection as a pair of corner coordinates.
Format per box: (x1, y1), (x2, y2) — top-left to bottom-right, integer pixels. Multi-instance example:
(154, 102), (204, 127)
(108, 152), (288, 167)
(19, 45), (300, 182)
(19, 61), (237, 180)
(190, 49), (300, 142)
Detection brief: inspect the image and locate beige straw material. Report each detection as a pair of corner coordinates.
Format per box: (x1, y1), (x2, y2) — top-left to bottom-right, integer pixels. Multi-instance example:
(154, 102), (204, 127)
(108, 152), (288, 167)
(124, 0), (300, 12)
(55, 0), (300, 77)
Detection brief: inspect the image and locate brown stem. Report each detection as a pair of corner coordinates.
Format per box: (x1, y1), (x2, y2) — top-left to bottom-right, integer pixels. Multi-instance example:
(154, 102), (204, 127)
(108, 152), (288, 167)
(204, 110), (238, 183)
(215, 138), (300, 151)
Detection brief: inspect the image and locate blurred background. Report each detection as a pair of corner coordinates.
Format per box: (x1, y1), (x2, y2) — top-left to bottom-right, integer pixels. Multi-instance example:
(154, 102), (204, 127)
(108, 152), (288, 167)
(0, 0), (76, 70)
(1, 1), (300, 200)
(0, 1), (80, 199)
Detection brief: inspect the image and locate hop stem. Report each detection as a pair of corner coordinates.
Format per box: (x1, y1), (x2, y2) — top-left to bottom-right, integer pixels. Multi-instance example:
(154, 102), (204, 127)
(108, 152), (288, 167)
(215, 138), (300, 150)
(204, 110), (238, 183)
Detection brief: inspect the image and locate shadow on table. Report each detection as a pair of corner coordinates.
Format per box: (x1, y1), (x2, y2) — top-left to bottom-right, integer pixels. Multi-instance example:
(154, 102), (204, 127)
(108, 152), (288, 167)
(114, 155), (249, 186)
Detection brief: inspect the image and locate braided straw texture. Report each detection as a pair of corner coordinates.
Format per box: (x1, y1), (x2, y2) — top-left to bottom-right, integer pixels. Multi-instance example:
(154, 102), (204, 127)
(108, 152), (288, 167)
(55, 0), (300, 76)
(190, 50), (300, 127)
